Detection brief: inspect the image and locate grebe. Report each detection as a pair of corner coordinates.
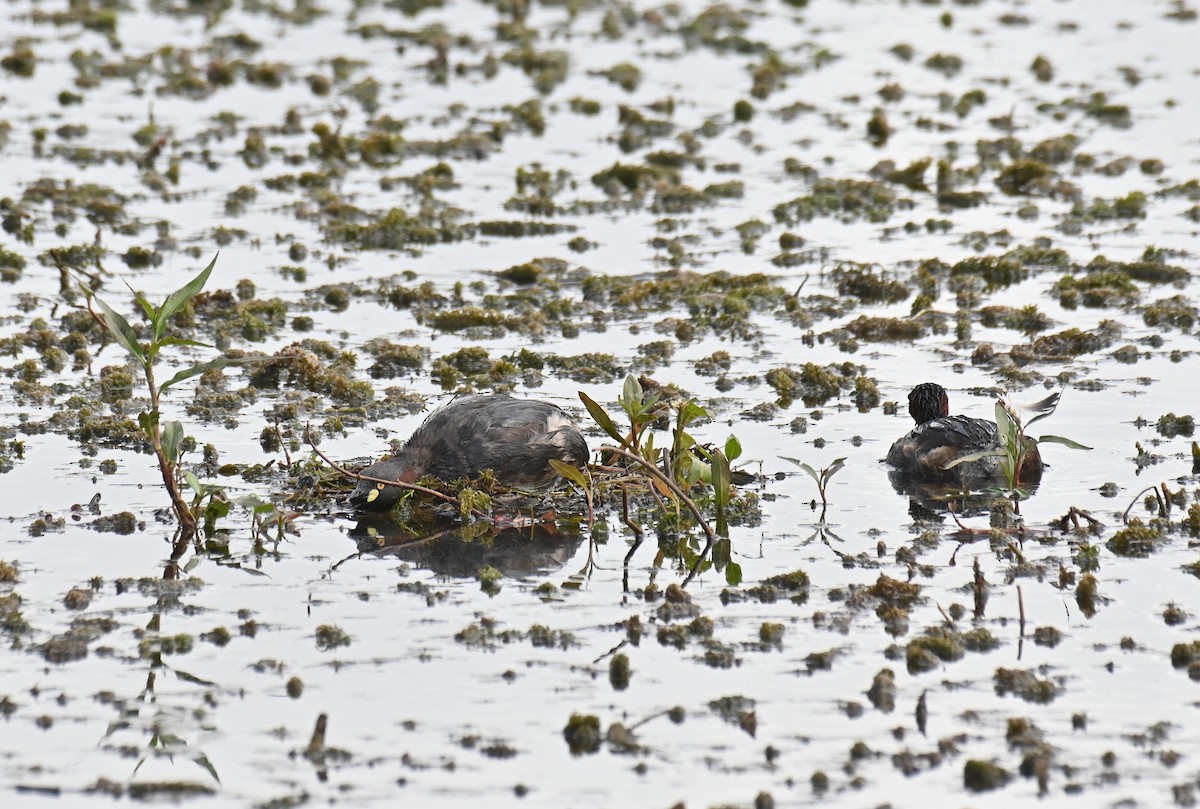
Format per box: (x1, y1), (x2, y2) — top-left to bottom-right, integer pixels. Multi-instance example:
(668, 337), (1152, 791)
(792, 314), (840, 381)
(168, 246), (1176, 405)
(885, 382), (1043, 484)
(348, 394), (589, 510)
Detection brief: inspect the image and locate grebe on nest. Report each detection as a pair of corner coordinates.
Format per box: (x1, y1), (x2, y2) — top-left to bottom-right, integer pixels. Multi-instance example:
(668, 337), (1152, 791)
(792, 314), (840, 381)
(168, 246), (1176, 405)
(885, 382), (1045, 485)
(348, 394), (589, 510)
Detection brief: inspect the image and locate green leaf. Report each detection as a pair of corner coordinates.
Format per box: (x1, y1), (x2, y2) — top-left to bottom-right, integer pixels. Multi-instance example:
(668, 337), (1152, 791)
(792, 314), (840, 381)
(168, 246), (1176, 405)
(725, 560), (743, 586)
(91, 291), (146, 363)
(677, 400), (709, 428)
(579, 392), (626, 446)
(712, 537), (732, 569)
(173, 669), (219, 687)
(709, 448), (731, 510)
(126, 282), (156, 321)
(780, 456), (821, 486)
(621, 374), (643, 414)
(821, 457), (847, 485)
(942, 448), (1006, 469)
(193, 753), (221, 784)
(1037, 434), (1092, 450)
(161, 421), (183, 464)
(155, 254), (218, 342)
(673, 428), (696, 453)
(138, 410), (159, 439)
(160, 357), (234, 395)
(994, 402), (1018, 446)
(184, 470), (209, 496)
(1021, 390), (1062, 430)
(549, 459), (588, 488)
(725, 435), (742, 463)
(204, 498), (230, 521)
(157, 336), (214, 350)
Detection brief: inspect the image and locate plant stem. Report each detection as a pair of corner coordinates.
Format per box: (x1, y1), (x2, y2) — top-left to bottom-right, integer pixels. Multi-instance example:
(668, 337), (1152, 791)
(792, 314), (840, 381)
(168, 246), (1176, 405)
(307, 435), (491, 520)
(600, 444), (716, 588)
(144, 363), (198, 541)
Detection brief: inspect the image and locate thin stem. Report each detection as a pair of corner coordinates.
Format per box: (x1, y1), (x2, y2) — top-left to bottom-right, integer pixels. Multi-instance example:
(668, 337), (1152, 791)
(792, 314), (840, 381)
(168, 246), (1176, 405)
(307, 435), (490, 520)
(144, 360), (197, 541)
(1121, 485), (1163, 524)
(600, 444), (716, 588)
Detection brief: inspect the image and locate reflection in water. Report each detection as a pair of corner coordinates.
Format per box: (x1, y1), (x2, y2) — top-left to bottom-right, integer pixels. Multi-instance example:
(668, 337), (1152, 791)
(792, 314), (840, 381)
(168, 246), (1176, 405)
(886, 467), (1040, 520)
(341, 513), (584, 578)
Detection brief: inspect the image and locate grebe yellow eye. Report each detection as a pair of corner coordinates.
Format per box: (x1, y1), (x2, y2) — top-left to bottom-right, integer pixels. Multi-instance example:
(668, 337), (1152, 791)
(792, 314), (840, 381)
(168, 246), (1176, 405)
(376, 482), (385, 490)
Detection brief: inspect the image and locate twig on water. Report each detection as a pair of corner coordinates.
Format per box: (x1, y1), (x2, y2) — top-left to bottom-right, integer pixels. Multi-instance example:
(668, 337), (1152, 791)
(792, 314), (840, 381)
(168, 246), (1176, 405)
(1017, 584), (1027, 638)
(1122, 484), (1166, 523)
(305, 429), (490, 520)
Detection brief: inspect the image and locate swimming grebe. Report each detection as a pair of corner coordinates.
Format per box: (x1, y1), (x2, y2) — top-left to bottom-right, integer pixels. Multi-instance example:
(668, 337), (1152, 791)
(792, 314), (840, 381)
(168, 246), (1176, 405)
(885, 382), (1043, 484)
(348, 394), (589, 510)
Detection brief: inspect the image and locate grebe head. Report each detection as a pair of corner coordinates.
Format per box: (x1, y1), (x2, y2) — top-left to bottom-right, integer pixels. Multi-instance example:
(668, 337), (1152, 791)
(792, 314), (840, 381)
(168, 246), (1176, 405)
(908, 382), (950, 424)
(347, 455), (418, 511)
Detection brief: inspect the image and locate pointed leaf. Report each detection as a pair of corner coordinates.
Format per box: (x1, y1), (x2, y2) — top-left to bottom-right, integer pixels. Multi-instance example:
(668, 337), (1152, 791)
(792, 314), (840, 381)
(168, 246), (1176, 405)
(155, 254), (218, 342)
(160, 357), (234, 395)
(725, 560), (743, 586)
(161, 421), (183, 464)
(678, 401), (710, 427)
(138, 410), (159, 440)
(942, 448), (1006, 469)
(157, 336), (214, 349)
(1022, 390), (1062, 430)
(579, 392), (626, 445)
(91, 292), (146, 363)
(673, 428), (696, 453)
(724, 435), (742, 463)
(708, 448), (731, 510)
(621, 374), (643, 413)
(125, 281), (155, 321)
(994, 402), (1018, 448)
(642, 432), (656, 460)
(229, 565), (270, 577)
(184, 470), (205, 495)
(1036, 434), (1092, 450)
(821, 457), (847, 485)
(780, 456), (821, 486)
(193, 753), (221, 784)
(173, 669), (219, 687)
(549, 459), (588, 488)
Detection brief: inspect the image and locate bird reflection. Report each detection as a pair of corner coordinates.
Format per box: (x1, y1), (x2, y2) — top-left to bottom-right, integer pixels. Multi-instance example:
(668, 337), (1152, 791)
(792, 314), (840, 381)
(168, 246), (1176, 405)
(886, 467), (1041, 521)
(338, 513), (584, 578)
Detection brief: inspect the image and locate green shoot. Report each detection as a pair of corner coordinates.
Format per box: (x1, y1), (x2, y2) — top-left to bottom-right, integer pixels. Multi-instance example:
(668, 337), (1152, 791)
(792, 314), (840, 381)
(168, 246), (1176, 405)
(943, 391), (1090, 492)
(781, 456), (846, 515)
(77, 254), (229, 546)
(577, 375), (746, 587)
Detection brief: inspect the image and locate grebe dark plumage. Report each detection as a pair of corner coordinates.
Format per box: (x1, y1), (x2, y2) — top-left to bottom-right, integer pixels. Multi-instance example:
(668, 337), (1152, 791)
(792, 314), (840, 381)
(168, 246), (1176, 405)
(349, 394), (589, 510)
(885, 382), (1043, 484)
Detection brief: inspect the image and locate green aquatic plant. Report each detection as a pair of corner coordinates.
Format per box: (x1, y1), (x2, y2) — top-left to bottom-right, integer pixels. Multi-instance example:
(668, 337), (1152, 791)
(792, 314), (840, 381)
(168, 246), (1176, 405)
(780, 456), (845, 519)
(944, 391), (1090, 492)
(579, 375), (742, 586)
(77, 255), (230, 547)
